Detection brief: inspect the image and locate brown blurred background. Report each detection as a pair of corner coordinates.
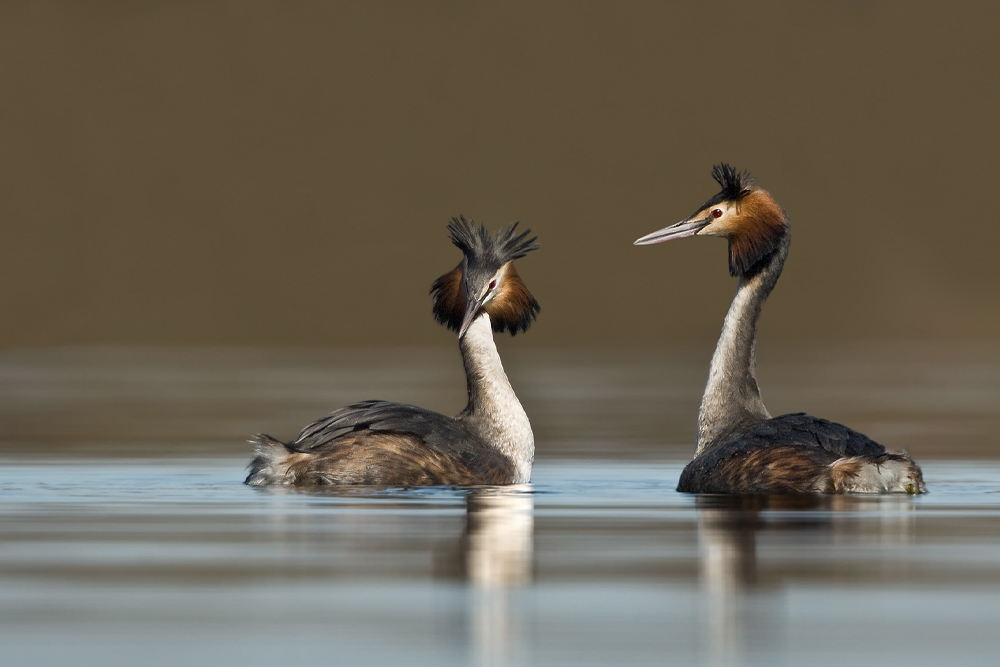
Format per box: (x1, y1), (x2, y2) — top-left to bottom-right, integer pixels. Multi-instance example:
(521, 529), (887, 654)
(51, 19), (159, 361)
(0, 1), (997, 350)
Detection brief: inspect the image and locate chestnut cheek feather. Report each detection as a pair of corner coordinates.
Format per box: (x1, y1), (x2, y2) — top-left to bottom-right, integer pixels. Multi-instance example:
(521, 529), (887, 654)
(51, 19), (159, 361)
(483, 264), (540, 335)
(432, 262), (539, 336)
(727, 191), (788, 277)
(430, 263), (467, 332)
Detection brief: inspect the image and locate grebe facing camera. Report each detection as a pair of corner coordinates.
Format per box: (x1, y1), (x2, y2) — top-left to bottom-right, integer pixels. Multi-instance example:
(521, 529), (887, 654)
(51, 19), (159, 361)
(246, 216), (540, 487)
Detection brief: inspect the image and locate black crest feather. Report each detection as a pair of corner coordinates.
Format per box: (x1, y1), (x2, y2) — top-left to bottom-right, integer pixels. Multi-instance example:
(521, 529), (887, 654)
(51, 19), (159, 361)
(694, 164), (758, 215)
(447, 215), (539, 268)
(711, 164), (756, 201)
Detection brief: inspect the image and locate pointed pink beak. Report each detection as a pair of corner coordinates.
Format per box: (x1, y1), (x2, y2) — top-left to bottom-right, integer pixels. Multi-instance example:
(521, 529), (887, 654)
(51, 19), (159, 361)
(634, 215), (712, 245)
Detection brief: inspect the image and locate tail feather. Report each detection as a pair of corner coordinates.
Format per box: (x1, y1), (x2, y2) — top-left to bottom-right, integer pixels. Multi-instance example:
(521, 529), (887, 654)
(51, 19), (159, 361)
(823, 452), (926, 494)
(244, 434), (298, 486)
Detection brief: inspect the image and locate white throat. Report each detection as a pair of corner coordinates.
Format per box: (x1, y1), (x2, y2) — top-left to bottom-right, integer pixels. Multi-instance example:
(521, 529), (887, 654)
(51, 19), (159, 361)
(695, 233), (790, 454)
(457, 313), (534, 482)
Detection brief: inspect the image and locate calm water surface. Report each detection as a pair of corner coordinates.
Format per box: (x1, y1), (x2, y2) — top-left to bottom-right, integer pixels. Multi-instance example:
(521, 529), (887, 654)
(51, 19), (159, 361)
(1, 348), (999, 666)
(2, 460), (1000, 666)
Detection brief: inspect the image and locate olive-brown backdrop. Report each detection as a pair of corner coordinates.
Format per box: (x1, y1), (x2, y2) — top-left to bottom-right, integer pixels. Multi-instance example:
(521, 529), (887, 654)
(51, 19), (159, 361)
(1, 1), (997, 349)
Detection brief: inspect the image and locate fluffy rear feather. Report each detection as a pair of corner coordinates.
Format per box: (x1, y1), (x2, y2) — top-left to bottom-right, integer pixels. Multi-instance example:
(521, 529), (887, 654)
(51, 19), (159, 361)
(824, 454), (925, 494)
(245, 434), (296, 486)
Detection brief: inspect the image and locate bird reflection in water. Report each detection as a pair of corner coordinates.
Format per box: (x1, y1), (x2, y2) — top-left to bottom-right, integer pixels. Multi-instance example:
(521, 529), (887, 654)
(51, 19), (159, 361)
(696, 494), (916, 666)
(461, 486), (533, 667)
(698, 496), (784, 667)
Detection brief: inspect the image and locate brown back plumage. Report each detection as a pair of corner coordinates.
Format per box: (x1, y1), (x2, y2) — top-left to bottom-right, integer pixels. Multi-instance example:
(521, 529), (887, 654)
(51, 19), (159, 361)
(245, 399), (519, 486)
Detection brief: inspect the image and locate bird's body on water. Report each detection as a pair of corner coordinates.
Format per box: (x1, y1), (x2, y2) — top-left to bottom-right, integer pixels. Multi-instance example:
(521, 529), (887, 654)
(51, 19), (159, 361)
(245, 217), (540, 487)
(635, 165), (925, 495)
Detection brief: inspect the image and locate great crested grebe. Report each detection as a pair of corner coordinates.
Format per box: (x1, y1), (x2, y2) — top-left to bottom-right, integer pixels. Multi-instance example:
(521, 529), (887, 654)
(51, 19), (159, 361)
(245, 216), (540, 487)
(635, 165), (925, 494)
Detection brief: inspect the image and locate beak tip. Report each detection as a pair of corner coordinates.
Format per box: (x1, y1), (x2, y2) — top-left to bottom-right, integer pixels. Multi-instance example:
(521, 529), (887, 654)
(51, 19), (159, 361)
(458, 296), (486, 339)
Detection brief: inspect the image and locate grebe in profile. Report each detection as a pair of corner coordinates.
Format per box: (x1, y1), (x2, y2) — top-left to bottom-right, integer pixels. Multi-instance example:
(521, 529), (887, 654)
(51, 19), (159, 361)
(635, 165), (925, 494)
(245, 216), (540, 487)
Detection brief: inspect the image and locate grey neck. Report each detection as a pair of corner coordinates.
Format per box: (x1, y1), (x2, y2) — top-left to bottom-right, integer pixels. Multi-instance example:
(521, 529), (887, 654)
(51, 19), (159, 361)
(695, 231), (790, 454)
(457, 313), (534, 482)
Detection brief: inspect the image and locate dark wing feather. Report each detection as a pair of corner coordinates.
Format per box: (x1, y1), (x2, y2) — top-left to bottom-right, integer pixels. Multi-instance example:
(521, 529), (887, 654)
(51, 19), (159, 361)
(678, 413), (887, 494)
(292, 400), (469, 451)
(287, 400), (516, 485)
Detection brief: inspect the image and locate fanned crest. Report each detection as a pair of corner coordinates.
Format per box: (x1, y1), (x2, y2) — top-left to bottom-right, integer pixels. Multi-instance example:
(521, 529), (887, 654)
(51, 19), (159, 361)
(430, 216), (540, 335)
(446, 215), (539, 268)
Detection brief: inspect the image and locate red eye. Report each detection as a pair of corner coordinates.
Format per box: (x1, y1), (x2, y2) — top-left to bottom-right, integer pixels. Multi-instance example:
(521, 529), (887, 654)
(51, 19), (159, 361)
(712, 209), (723, 218)
(488, 280), (497, 290)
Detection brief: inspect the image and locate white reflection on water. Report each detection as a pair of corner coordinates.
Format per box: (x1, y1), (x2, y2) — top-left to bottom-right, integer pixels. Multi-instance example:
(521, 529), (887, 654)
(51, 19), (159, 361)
(464, 487), (534, 667)
(465, 487), (534, 588)
(698, 501), (759, 667)
(697, 495), (919, 666)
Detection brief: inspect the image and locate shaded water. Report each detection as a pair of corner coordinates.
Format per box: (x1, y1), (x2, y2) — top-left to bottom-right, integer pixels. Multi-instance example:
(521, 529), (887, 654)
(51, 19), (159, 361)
(1, 347), (1000, 665)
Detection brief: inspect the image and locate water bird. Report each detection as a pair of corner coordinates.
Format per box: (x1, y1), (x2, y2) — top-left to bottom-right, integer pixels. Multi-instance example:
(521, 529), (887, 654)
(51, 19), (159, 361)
(634, 165), (925, 494)
(245, 217), (540, 486)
